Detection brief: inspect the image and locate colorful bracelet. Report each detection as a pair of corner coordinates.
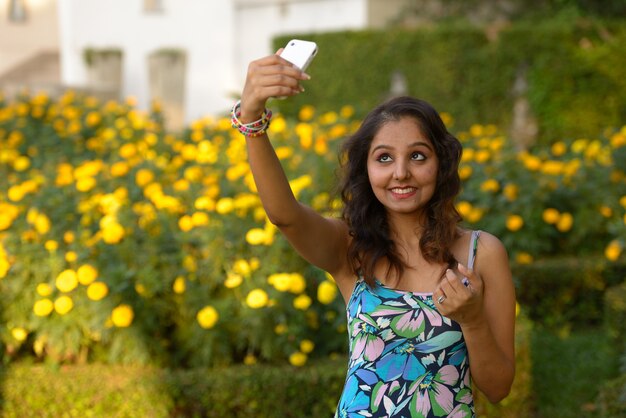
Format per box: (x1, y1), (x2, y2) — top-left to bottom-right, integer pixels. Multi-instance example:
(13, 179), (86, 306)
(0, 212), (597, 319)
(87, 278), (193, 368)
(231, 100), (272, 137)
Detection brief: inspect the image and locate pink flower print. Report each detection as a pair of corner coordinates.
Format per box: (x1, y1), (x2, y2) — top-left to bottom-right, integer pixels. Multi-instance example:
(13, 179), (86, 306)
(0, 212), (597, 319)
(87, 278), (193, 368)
(408, 365), (460, 417)
(351, 313), (384, 362)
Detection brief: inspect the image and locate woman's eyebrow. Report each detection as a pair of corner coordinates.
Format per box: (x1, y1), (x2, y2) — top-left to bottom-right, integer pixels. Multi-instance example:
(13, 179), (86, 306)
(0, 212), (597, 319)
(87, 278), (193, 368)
(370, 141), (433, 153)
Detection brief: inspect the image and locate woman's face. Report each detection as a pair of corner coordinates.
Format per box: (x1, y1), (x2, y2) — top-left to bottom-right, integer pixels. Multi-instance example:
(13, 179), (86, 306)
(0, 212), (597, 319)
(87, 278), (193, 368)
(366, 116), (439, 217)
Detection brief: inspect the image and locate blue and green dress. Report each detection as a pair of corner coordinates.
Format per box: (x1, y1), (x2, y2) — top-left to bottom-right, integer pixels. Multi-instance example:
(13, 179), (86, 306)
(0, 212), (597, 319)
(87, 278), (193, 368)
(334, 231), (480, 418)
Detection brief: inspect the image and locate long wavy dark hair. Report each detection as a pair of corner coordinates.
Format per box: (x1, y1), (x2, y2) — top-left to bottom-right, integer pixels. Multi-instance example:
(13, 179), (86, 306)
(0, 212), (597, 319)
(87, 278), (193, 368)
(339, 96), (463, 287)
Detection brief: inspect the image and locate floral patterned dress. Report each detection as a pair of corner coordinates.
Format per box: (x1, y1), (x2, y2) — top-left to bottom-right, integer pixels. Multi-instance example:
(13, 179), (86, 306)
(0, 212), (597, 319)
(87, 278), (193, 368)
(334, 232), (480, 418)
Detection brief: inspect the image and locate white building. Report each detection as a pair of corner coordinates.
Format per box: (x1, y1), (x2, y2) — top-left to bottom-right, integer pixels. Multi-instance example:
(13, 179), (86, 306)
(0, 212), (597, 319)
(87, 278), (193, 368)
(1, 0), (408, 128)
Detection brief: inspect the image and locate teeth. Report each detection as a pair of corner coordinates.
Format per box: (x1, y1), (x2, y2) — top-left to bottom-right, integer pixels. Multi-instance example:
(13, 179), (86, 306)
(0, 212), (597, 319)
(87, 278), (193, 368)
(391, 188), (415, 195)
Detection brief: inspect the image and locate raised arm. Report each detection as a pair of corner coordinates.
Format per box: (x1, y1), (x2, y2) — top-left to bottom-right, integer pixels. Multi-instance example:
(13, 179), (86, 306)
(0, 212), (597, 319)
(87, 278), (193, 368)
(237, 53), (350, 279)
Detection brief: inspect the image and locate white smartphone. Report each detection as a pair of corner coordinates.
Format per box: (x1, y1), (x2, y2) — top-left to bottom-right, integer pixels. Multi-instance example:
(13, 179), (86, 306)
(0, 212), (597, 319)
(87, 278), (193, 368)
(279, 39), (318, 71)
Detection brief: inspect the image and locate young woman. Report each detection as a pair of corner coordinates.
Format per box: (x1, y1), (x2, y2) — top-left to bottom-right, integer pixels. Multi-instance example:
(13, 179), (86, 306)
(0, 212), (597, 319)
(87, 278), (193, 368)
(233, 51), (516, 417)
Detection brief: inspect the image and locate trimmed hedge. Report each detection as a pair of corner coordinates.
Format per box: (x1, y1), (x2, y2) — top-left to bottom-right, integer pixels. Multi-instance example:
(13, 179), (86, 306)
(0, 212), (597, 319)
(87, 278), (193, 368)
(513, 257), (626, 329)
(274, 18), (626, 142)
(0, 312), (533, 417)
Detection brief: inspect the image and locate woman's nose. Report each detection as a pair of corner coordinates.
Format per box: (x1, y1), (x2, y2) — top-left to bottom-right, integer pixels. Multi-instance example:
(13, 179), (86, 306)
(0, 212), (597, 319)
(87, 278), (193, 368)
(393, 162), (410, 180)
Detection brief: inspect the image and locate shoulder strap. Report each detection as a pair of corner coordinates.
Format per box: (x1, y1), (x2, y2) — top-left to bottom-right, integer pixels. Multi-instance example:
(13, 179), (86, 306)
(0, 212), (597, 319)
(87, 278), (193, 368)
(467, 230), (481, 269)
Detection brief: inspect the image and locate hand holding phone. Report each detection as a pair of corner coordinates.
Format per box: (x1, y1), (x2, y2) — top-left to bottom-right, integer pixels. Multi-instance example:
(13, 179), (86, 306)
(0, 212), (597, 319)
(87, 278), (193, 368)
(279, 39), (318, 71)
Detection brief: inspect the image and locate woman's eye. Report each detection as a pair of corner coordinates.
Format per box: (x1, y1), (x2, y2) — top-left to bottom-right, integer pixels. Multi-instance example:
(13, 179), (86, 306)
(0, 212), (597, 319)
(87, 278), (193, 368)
(411, 152), (425, 161)
(377, 154), (392, 162)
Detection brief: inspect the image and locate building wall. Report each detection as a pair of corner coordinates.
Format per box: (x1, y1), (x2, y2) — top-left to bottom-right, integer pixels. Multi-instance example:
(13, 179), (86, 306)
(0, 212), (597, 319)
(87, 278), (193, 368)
(0, 0), (59, 76)
(58, 0), (237, 122)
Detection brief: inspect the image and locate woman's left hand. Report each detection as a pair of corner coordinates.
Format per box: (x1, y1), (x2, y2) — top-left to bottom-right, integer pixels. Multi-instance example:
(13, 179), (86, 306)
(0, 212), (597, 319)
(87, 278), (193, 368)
(434, 263), (485, 327)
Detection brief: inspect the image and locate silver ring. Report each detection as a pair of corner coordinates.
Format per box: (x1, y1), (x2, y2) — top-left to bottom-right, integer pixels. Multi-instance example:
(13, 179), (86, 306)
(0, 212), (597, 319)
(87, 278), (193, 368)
(437, 295), (446, 304)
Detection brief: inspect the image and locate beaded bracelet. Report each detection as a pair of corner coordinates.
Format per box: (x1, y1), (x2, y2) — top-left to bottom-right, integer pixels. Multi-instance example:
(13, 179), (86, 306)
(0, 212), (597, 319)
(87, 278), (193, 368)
(231, 100), (272, 137)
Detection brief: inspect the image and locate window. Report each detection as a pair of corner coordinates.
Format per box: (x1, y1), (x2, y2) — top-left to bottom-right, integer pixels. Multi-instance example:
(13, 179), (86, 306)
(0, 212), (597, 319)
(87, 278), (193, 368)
(9, 0), (27, 23)
(144, 0), (164, 13)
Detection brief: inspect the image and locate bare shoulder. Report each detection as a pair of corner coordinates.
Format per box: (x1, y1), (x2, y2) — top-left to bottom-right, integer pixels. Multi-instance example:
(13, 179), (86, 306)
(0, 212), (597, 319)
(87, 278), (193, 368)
(476, 230), (509, 261)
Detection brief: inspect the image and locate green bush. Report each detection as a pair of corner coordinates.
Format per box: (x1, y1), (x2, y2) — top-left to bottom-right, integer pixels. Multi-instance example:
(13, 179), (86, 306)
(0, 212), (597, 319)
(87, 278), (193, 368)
(594, 373), (626, 418)
(514, 257), (626, 329)
(274, 18), (626, 142)
(0, 89), (624, 368)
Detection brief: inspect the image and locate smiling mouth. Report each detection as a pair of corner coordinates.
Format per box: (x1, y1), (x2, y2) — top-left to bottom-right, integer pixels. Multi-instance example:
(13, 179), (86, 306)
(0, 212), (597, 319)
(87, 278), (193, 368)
(390, 187), (417, 195)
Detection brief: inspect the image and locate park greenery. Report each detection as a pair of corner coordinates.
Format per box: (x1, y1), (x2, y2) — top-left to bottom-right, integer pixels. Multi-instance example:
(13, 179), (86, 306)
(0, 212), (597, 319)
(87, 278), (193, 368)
(0, 85), (624, 416)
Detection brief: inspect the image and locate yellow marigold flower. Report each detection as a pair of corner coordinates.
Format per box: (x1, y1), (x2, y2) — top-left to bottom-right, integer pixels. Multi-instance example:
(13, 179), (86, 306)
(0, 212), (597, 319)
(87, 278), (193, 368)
(439, 112), (453, 127)
(33, 299), (54, 316)
(173, 276), (186, 294)
(467, 207), (484, 223)
(246, 228), (268, 245)
(178, 215), (194, 232)
(54, 295), (74, 315)
(340, 105), (355, 119)
(268, 273), (291, 292)
(224, 272), (243, 289)
(542, 208), (560, 224)
(173, 179), (190, 192)
(196, 306), (219, 329)
(289, 351), (307, 367)
(183, 254), (197, 272)
(506, 214), (524, 232)
(610, 132), (625, 148)
(551, 141), (568, 156)
(11, 327), (28, 342)
(300, 339), (315, 354)
(269, 116), (286, 134)
(135, 283), (146, 296)
(298, 105), (315, 121)
(65, 251), (78, 263)
(290, 175), (313, 198)
(181, 144), (198, 161)
(13, 156), (30, 171)
(0, 258), (10, 278)
(461, 148), (474, 162)
(119, 143), (137, 159)
(233, 259), (251, 277)
(571, 138), (588, 153)
(110, 161), (130, 177)
(296, 123), (313, 149)
(76, 176), (97, 192)
(77, 264), (98, 285)
(480, 179), (500, 193)
(111, 304), (134, 327)
(541, 160), (563, 176)
(244, 354), (257, 365)
(599, 206), (613, 218)
(474, 149), (490, 163)
(288, 273), (306, 294)
(317, 280), (337, 305)
(503, 184), (519, 201)
(194, 196), (215, 211)
(44, 240), (59, 251)
(56, 269), (78, 293)
(458, 165), (472, 180)
(34, 213), (51, 235)
(246, 289), (269, 309)
(37, 283), (53, 297)
(191, 211), (209, 227)
(605, 240), (622, 261)
(7, 184), (25, 202)
(101, 221), (125, 244)
(515, 252), (534, 265)
(620, 195), (626, 209)
(469, 124), (484, 137)
(87, 282), (109, 301)
(293, 294), (312, 310)
(135, 168), (154, 187)
(520, 153), (541, 171)
(216, 197), (235, 214)
(556, 212), (573, 232)
(85, 111), (101, 127)
(275, 324), (288, 335)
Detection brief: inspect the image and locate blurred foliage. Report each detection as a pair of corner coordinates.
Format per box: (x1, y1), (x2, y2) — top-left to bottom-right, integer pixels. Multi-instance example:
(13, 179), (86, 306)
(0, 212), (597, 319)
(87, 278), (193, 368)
(274, 17), (626, 143)
(0, 89), (624, 370)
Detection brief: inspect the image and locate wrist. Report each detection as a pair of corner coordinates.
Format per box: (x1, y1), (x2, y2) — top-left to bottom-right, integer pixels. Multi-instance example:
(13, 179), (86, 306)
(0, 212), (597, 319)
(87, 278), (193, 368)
(231, 100), (272, 137)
